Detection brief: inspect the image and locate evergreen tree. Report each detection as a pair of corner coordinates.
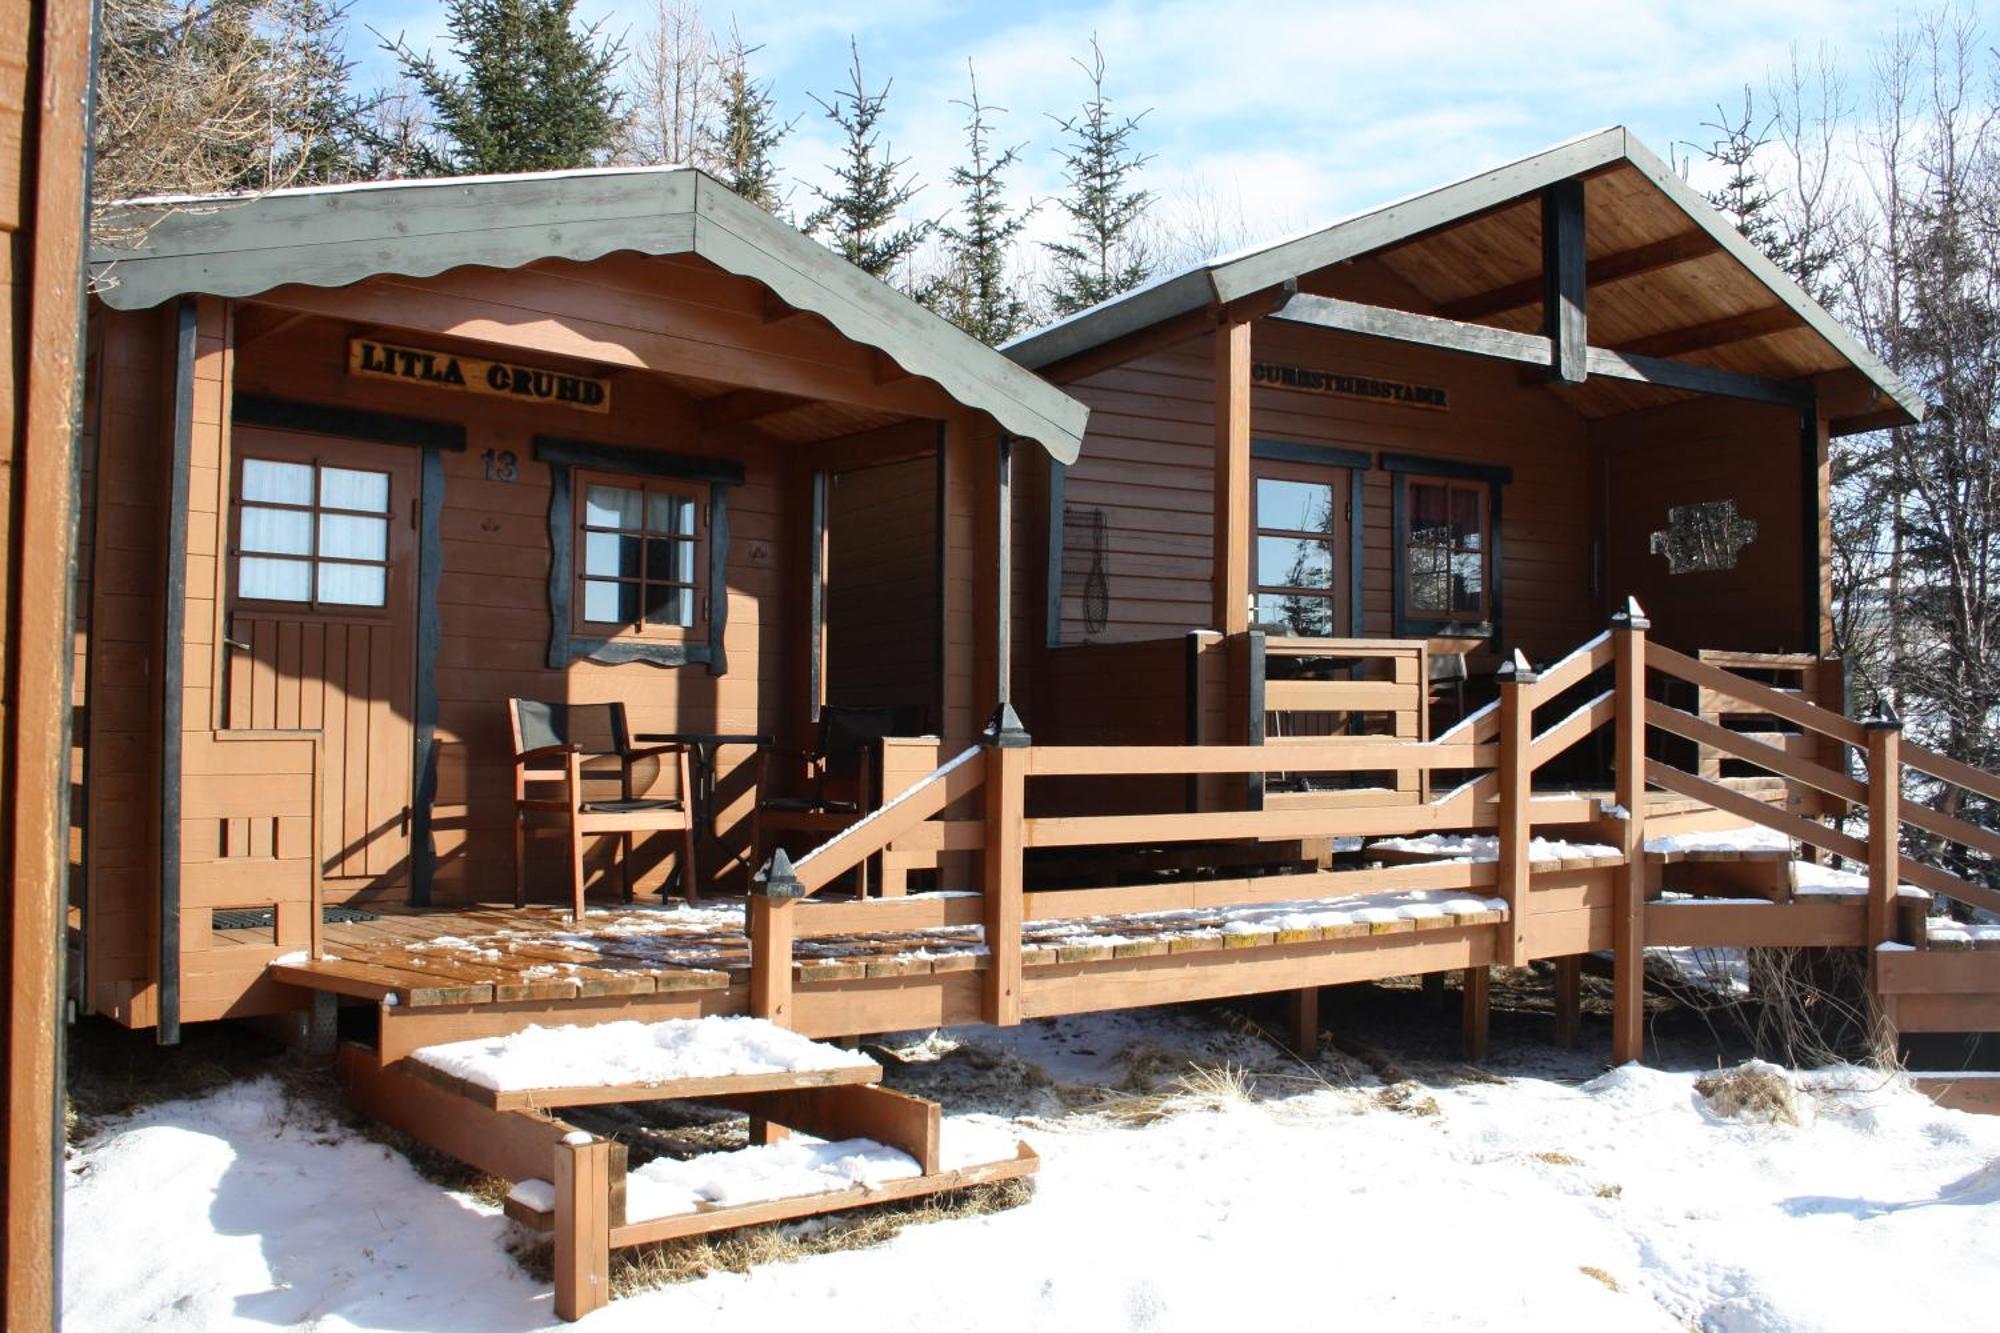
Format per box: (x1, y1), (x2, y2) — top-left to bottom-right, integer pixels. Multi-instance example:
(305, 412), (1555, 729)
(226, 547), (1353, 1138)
(267, 0), (367, 186)
(711, 24), (790, 213)
(1042, 36), (1153, 317)
(803, 39), (930, 280)
(925, 63), (1033, 345)
(1695, 87), (1794, 271)
(381, 0), (624, 176)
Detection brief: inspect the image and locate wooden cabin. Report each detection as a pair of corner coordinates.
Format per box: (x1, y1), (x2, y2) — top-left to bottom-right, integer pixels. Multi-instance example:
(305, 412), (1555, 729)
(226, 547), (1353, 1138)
(77, 167), (1086, 1041)
(71, 129), (2000, 1319)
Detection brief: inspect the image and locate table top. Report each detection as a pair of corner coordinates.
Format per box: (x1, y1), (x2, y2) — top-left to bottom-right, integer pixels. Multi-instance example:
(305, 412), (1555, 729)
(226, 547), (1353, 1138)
(635, 731), (773, 747)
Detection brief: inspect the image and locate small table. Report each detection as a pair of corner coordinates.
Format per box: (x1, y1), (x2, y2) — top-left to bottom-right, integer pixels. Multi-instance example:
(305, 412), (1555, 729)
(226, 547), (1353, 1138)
(636, 731), (772, 881)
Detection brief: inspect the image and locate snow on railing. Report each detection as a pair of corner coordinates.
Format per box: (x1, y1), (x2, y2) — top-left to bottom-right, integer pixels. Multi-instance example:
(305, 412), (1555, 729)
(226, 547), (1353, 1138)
(789, 744), (983, 874)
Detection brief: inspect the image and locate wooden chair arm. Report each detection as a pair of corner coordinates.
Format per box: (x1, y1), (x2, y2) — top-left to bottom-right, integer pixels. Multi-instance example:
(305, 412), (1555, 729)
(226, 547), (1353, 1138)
(516, 742), (584, 765)
(621, 742), (688, 762)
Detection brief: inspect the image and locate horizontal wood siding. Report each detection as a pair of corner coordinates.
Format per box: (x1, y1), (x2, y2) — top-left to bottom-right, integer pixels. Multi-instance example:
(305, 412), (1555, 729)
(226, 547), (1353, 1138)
(1594, 396), (1807, 654)
(1052, 320), (1596, 663)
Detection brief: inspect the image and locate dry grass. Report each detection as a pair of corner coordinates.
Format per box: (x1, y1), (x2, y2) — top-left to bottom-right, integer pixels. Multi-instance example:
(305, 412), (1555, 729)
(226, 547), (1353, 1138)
(1594, 1183), (1623, 1199)
(1373, 1082), (1442, 1118)
(1098, 1063), (1255, 1127)
(1579, 1265), (1621, 1292)
(1695, 1060), (1805, 1126)
(505, 1179), (1034, 1293)
(1531, 1151), (1582, 1166)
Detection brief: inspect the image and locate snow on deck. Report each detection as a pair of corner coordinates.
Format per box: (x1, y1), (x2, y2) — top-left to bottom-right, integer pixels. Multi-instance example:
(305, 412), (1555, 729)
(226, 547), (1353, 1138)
(1368, 833), (1620, 863)
(411, 1016), (875, 1094)
(1645, 826), (1793, 855)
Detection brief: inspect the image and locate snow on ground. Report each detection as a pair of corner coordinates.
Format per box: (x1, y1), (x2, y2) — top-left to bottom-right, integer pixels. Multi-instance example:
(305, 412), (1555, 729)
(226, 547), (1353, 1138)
(411, 1016), (875, 1093)
(65, 1005), (2000, 1333)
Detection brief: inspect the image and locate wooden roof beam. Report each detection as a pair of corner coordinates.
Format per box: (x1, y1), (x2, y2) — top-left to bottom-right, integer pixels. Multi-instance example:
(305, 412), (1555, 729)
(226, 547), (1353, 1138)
(1270, 292), (1813, 409)
(698, 388), (811, 428)
(1438, 227), (1722, 322)
(1612, 304), (1798, 359)
(1542, 181), (1587, 383)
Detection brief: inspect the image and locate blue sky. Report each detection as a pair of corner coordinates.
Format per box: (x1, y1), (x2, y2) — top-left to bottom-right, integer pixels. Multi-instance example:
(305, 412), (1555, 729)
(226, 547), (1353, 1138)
(346, 1), (1997, 262)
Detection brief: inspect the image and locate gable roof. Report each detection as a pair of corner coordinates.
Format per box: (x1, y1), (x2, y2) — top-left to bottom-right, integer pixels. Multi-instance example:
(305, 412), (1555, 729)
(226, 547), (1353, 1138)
(1006, 127), (1921, 431)
(91, 166), (1089, 463)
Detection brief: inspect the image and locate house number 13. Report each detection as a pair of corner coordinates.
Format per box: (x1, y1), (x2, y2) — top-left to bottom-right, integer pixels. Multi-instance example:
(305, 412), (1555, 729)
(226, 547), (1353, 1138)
(481, 449), (518, 482)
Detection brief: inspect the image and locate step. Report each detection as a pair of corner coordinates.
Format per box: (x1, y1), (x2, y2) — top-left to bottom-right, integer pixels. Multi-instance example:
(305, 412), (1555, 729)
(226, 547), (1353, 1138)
(503, 1124), (1039, 1247)
(404, 1014), (881, 1111)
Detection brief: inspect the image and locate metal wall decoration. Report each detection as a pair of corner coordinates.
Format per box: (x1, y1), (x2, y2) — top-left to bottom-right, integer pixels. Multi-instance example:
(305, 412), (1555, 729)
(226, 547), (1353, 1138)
(1649, 499), (1758, 574)
(1062, 504), (1111, 635)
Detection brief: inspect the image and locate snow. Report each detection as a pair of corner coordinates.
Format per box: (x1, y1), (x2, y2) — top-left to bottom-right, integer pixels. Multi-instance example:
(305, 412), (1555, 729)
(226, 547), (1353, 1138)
(65, 1005), (2000, 1333)
(411, 1017), (875, 1094)
(1369, 833), (1620, 862)
(1646, 826), (1794, 855)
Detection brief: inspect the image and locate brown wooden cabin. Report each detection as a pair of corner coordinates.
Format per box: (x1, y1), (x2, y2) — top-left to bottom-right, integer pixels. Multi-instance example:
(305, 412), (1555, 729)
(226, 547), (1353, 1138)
(1005, 126), (1917, 822)
(76, 167), (1087, 1040)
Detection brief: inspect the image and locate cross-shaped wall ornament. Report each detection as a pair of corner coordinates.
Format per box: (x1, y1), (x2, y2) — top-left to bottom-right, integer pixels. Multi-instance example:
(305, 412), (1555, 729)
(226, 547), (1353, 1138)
(1648, 499), (1758, 575)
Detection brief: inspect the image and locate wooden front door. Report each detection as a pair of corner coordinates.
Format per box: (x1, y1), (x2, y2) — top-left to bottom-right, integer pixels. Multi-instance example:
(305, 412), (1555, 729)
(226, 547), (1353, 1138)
(1252, 458), (1351, 637)
(224, 427), (420, 900)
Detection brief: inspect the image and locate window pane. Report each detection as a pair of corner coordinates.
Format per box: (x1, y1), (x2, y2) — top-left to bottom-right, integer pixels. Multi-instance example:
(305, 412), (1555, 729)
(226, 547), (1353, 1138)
(647, 492), (696, 536)
(645, 583), (694, 627)
(1257, 535), (1334, 589)
(240, 459), (312, 505)
(239, 556), (310, 601)
(1256, 478), (1335, 533)
(1409, 482), (1450, 540)
(1450, 552), (1484, 613)
(319, 466), (389, 513)
(1255, 592), (1335, 637)
(317, 561), (386, 607)
(583, 578), (638, 624)
(584, 531), (642, 578)
(584, 484), (643, 529)
(1450, 488), (1482, 550)
(319, 513), (387, 560)
(645, 537), (696, 584)
(241, 505), (312, 555)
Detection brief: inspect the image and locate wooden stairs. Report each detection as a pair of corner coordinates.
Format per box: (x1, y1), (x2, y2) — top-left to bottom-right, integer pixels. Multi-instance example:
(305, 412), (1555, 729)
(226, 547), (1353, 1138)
(337, 1021), (1037, 1321)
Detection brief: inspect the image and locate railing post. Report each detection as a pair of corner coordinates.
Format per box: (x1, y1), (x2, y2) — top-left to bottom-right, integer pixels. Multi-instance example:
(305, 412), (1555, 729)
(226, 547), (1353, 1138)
(1496, 649), (1539, 967)
(1864, 708), (1903, 965)
(1611, 598), (1650, 1065)
(982, 706), (1029, 1026)
(553, 1136), (613, 1321)
(748, 849), (799, 1028)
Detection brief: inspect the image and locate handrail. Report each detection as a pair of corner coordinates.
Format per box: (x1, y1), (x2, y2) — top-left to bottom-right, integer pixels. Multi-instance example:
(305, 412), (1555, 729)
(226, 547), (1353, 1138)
(1526, 629), (1612, 702)
(1025, 739), (1495, 777)
(785, 746), (986, 897)
(1529, 689), (1613, 771)
(1902, 738), (2000, 806)
(1646, 700), (1865, 804)
(1648, 642), (1866, 747)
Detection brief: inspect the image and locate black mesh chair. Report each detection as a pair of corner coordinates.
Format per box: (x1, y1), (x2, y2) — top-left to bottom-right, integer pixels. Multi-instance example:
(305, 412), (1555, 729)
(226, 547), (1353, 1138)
(751, 705), (921, 895)
(509, 699), (697, 917)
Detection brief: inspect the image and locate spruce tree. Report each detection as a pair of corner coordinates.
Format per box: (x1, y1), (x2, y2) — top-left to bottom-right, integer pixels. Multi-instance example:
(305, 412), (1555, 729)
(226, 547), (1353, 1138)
(712, 24), (790, 213)
(1042, 36), (1153, 317)
(926, 63), (1033, 345)
(803, 39), (931, 281)
(382, 0), (624, 176)
(267, 0), (367, 186)
(1695, 87), (1793, 270)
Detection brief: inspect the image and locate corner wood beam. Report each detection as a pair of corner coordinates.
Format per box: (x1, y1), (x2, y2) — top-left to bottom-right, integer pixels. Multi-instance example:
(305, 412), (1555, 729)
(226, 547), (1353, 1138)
(1439, 228), (1721, 321)
(1542, 180), (1587, 384)
(1613, 304), (1797, 359)
(1214, 319), (1252, 634)
(1269, 292), (1813, 410)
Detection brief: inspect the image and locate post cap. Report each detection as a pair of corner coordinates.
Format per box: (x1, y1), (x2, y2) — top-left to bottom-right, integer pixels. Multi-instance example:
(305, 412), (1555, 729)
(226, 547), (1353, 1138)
(982, 701), (1032, 749)
(1610, 596), (1651, 632)
(756, 847), (804, 898)
(1496, 647), (1541, 686)
(1863, 700), (1903, 733)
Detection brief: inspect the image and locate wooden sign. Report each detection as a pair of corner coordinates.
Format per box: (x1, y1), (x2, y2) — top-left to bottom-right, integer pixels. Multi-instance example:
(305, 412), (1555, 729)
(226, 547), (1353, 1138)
(1252, 361), (1448, 411)
(349, 338), (611, 413)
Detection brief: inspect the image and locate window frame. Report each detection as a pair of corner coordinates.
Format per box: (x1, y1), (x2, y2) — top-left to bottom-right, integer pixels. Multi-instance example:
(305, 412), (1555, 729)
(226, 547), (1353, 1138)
(1384, 452), (1510, 642)
(534, 436), (744, 674)
(228, 453), (398, 621)
(569, 469), (709, 643)
(1249, 456), (1349, 640)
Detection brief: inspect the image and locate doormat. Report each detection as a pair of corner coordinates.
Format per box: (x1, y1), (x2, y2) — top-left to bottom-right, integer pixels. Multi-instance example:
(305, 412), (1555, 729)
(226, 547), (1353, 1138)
(212, 905), (380, 931)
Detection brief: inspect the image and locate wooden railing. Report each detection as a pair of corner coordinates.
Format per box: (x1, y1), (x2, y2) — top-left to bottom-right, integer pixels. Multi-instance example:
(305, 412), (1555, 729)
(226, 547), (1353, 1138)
(749, 600), (2000, 1061)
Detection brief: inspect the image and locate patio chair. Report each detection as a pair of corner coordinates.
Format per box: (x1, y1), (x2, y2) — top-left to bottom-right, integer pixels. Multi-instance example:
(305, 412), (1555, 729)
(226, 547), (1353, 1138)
(751, 704), (919, 895)
(508, 698), (698, 917)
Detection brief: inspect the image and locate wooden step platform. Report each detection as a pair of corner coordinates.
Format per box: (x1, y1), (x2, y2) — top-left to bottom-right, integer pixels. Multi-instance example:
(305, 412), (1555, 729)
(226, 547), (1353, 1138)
(337, 1018), (1038, 1322)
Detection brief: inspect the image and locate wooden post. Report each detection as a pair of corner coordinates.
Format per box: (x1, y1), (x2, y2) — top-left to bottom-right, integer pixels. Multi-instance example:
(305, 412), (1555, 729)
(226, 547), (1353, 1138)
(1554, 955), (1582, 1048)
(1288, 986), (1320, 1059)
(983, 734), (1027, 1026)
(1495, 649), (1539, 966)
(553, 1138), (613, 1321)
(1864, 711), (1903, 967)
(1461, 966), (1491, 1061)
(1421, 969), (1447, 1010)
(1213, 318), (1252, 635)
(1541, 179), (1588, 383)
(1611, 598), (1650, 1065)
(749, 852), (798, 1028)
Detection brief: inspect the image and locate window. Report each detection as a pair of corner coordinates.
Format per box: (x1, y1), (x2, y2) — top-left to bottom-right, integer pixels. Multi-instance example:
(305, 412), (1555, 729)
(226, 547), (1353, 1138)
(1403, 478), (1488, 619)
(1253, 463), (1343, 637)
(573, 474), (705, 637)
(233, 457), (392, 609)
